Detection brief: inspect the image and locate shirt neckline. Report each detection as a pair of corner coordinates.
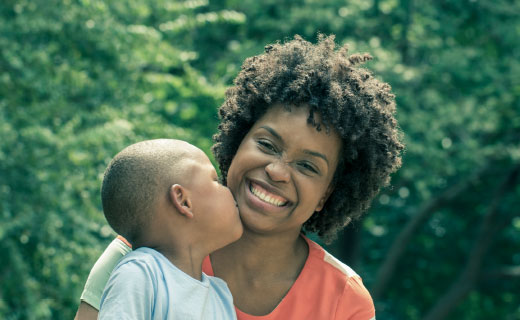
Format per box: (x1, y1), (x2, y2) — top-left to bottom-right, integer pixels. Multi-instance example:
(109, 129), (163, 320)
(137, 247), (211, 288)
(206, 235), (319, 318)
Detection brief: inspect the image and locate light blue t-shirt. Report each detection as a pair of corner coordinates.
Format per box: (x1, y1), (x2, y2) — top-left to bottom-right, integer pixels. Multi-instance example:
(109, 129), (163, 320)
(99, 247), (237, 320)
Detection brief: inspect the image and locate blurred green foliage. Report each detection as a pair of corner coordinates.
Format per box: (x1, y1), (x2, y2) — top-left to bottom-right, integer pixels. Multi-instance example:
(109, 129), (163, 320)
(1, 0), (519, 319)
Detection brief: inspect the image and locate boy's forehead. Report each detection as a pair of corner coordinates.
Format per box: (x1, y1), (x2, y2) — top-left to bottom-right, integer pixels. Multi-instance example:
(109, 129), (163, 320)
(180, 150), (213, 171)
(187, 147), (210, 164)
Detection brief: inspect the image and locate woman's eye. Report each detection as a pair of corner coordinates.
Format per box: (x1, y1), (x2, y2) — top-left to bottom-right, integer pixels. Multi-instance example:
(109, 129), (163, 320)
(257, 140), (277, 153)
(299, 162), (318, 174)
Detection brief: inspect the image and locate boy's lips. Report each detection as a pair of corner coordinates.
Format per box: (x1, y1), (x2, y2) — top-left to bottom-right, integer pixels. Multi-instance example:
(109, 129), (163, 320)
(247, 180), (290, 207)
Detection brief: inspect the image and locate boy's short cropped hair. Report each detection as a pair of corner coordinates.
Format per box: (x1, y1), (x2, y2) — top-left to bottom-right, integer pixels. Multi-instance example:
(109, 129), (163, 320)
(101, 140), (187, 244)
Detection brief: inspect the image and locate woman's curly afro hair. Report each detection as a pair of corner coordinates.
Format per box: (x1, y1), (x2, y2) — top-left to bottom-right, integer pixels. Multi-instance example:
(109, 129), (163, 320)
(212, 34), (404, 243)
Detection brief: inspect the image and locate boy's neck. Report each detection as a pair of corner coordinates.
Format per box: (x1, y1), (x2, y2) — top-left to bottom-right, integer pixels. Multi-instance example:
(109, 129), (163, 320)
(152, 244), (206, 281)
(140, 211), (208, 281)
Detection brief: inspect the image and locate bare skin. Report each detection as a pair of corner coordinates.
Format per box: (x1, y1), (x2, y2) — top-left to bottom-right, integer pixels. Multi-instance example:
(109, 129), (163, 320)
(210, 231), (308, 315)
(74, 302), (97, 320)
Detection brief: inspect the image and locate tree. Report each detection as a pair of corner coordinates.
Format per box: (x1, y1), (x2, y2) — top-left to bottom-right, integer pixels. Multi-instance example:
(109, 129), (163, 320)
(2, 0), (519, 318)
(0, 0), (243, 318)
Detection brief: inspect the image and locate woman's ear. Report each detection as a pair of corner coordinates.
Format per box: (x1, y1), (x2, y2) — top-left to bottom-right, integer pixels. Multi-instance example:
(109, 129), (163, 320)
(315, 184), (334, 212)
(169, 184), (194, 219)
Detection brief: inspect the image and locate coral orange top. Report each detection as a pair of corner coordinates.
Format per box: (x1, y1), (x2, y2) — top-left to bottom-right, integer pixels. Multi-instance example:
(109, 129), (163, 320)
(203, 236), (376, 320)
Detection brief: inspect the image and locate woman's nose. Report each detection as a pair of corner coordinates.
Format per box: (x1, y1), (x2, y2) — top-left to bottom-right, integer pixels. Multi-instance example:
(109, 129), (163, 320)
(265, 161), (290, 183)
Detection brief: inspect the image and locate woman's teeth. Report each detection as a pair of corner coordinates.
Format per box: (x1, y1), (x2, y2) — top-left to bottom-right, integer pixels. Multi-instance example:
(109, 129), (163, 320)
(250, 184), (287, 207)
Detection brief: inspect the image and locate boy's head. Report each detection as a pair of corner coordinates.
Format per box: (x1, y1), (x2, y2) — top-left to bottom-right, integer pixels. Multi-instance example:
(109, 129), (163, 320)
(102, 139), (242, 249)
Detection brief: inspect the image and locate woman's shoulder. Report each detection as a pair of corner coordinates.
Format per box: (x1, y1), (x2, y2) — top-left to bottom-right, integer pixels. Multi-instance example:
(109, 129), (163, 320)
(303, 236), (376, 318)
(304, 235), (360, 279)
(305, 236), (360, 278)
(302, 237), (374, 319)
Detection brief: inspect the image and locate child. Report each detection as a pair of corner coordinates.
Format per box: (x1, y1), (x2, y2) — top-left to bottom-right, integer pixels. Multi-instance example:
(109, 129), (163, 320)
(98, 139), (243, 319)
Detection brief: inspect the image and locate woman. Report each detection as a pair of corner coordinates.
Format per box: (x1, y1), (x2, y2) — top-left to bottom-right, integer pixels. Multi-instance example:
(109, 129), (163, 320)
(76, 35), (403, 319)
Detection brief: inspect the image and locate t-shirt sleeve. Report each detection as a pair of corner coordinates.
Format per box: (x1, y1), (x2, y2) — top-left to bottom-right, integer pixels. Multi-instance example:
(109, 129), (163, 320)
(98, 259), (154, 319)
(335, 276), (376, 320)
(80, 236), (132, 310)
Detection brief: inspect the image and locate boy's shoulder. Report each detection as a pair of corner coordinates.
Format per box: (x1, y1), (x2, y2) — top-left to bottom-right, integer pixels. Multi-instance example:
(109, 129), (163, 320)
(116, 248), (207, 287)
(122, 246), (157, 258)
(116, 247), (158, 265)
(206, 273), (232, 296)
(112, 247), (169, 280)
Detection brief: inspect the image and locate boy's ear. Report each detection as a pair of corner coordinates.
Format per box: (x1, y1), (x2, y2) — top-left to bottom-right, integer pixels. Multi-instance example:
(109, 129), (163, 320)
(169, 184), (194, 219)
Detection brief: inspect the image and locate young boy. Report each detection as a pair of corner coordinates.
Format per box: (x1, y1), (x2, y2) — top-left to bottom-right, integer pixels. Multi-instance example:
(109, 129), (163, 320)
(97, 139), (243, 319)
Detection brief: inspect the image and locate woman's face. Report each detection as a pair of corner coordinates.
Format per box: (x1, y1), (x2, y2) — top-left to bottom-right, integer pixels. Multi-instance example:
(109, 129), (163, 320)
(226, 104), (341, 236)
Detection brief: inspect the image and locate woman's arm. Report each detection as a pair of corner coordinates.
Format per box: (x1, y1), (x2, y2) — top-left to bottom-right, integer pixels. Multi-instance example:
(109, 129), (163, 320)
(74, 236), (132, 319)
(74, 302), (99, 320)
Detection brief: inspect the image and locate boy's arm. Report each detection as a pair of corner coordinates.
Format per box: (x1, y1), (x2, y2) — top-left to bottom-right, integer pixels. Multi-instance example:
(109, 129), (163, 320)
(75, 236), (132, 319)
(98, 259), (154, 319)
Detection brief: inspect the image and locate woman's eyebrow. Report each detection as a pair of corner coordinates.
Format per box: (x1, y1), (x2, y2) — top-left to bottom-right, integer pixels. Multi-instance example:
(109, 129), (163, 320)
(303, 150), (329, 167)
(259, 125), (329, 167)
(259, 125), (282, 140)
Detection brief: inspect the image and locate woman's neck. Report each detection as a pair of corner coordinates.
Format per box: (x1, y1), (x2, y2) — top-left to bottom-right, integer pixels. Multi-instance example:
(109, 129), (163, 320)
(209, 229), (310, 316)
(211, 229), (308, 277)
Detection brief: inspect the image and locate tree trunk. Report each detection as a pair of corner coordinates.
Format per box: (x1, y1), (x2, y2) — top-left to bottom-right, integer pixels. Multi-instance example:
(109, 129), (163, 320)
(399, 0), (414, 64)
(340, 224), (362, 268)
(371, 163), (491, 299)
(372, 0), (380, 17)
(483, 265), (520, 279)
(422, 164), (520, 320)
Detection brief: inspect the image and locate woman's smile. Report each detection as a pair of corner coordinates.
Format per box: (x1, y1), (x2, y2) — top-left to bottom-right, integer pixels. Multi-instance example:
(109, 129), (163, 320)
(249, 180), (288, 207)
(247, 179), (290, 208)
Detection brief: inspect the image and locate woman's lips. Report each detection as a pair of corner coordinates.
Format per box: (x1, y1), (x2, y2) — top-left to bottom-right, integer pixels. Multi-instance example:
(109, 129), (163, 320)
(248, 181), (289, 207)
